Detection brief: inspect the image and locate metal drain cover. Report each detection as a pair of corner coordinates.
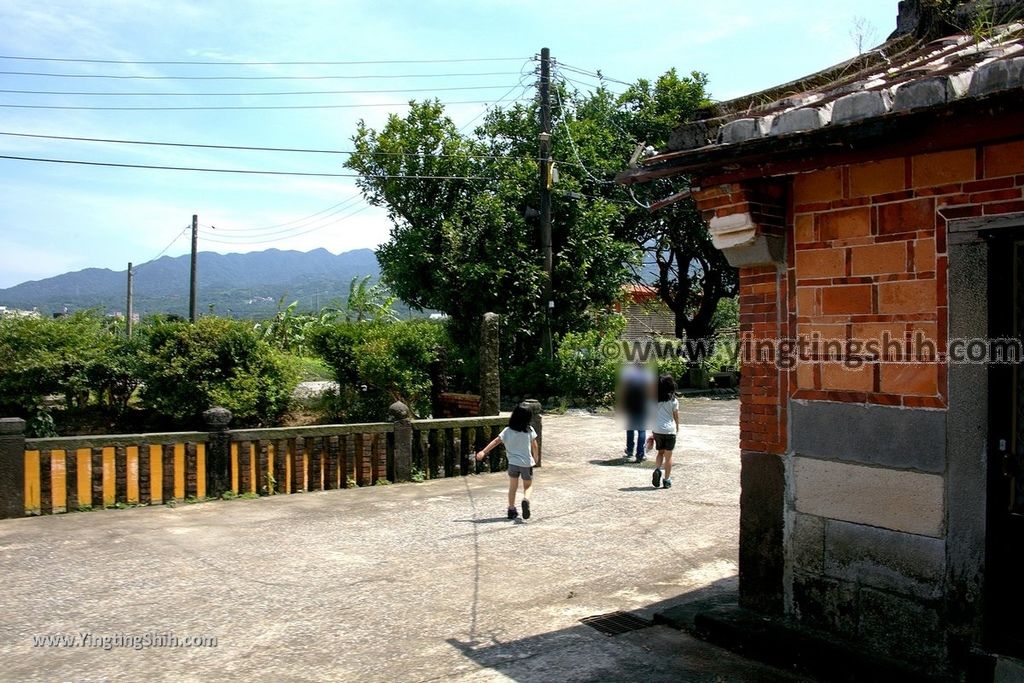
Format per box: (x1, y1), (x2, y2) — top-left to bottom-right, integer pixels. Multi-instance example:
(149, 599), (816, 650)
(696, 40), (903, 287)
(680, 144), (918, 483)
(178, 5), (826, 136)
(580, 611), (653, 636)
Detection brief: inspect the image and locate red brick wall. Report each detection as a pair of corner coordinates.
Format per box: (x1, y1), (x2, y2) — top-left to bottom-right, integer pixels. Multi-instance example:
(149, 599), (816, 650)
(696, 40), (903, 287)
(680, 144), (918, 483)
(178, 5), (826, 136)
(694, 140), (1024, 452)
(791, 139), (1024, 409)
(694, 181), (791, 455)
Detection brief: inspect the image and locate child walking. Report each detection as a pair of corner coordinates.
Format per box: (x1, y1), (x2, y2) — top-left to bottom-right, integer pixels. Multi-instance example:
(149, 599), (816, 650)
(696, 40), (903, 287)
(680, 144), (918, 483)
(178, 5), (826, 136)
(476, 404), (538, 520)
(646, 374), (680, 489)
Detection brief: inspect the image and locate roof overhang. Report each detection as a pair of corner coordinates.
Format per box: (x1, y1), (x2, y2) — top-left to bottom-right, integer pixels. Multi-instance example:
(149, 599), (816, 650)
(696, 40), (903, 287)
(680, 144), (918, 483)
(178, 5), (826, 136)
(616, 86), (1024, 188)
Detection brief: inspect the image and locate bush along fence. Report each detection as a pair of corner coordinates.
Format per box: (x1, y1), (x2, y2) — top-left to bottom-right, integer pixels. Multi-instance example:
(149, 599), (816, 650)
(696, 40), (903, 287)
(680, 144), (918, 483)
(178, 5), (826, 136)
(0, 399), (543, 518)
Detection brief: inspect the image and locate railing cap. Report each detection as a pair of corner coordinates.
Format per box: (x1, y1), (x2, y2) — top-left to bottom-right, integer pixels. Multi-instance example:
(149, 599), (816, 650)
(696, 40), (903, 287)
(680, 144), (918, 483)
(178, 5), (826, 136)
(0, 418), (26, 436)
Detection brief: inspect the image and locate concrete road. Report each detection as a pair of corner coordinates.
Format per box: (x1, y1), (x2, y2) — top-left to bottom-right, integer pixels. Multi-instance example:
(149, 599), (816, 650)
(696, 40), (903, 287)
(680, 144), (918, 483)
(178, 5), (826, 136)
(0, 398), (806, 682)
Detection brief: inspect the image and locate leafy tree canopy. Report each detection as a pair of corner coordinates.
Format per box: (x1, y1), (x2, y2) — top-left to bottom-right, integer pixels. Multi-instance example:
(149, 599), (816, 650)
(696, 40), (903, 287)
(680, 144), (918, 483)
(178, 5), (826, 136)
(345, 68), (736, 366)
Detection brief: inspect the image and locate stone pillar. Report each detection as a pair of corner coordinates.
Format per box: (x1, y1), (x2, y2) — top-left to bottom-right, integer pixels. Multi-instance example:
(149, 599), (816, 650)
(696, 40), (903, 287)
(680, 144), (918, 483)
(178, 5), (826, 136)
(389, 401), (413, 482)
(521, 399), (543, 467)
(480, 312), (500, 416)
(0, 418), (26, 519)
(203, 407), (233, 497)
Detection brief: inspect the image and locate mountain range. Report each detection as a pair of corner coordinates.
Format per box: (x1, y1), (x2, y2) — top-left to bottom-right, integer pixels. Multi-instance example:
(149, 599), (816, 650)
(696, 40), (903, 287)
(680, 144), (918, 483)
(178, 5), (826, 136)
(0, 248), (386, 319)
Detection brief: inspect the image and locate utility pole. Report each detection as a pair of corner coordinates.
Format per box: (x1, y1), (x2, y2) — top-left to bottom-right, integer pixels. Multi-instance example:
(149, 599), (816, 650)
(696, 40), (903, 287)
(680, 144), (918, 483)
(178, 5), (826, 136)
(125, 262), (134, 339)
(538, 46), (553, 361)
(189, 213), (198, 323)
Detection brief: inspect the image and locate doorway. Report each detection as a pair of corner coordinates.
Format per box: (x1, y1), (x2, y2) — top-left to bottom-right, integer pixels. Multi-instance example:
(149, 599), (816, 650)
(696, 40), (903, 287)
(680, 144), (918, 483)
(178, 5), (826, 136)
(986, 231), (1024, 657)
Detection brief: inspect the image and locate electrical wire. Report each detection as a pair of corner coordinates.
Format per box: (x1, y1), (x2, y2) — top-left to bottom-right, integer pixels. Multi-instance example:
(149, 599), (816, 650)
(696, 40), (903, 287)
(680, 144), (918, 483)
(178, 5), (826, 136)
(195, 195), (365, 238)
(0, 154), (497, 179)
(198, 205), (372, 245)
(0, 84), (521, 97)
(0, 130), (543, 163)
(0, 54), (531, 66)
(550, 82), (616, 186)
(554, 61), (633, 88)
(0, 69), (524, 81)
(134, 226), (191, 271)
(200, 195), (365, 234)
(0, 97), (532, 111)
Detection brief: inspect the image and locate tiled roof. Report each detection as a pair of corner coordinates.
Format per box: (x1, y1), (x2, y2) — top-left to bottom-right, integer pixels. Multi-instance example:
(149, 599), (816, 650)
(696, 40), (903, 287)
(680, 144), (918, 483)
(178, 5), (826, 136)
(622, 21), (1023, 178)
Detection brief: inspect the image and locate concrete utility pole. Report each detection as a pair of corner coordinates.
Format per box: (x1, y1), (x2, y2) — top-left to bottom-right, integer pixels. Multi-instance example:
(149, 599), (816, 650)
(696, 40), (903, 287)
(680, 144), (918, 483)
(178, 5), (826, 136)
(189, 213), (198, 323)
(538, 46), (553, 361)
(125, 262), (134, 339)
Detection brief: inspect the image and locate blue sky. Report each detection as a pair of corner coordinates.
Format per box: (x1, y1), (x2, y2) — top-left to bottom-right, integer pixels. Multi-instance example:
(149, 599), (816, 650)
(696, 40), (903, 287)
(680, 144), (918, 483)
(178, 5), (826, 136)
(0, 0), (899, 289)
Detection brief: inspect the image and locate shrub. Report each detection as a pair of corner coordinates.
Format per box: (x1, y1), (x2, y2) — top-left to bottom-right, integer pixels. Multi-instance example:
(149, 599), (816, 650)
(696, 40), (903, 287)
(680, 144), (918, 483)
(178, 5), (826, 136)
(311, 319), (452, 421)
(139, 317), (297, 427)
(0, 312), (115, 416)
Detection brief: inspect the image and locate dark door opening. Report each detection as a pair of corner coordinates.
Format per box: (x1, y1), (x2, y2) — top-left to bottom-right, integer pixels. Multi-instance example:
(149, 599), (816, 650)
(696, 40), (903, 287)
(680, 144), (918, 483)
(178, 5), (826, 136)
(986, 231), (1024, 657)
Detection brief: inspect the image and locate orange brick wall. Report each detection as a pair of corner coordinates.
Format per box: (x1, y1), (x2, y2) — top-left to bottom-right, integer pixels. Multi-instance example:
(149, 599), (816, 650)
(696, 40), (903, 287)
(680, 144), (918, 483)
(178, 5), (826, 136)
(695, 181), (790, 455)
(790, 140), (1024, 408)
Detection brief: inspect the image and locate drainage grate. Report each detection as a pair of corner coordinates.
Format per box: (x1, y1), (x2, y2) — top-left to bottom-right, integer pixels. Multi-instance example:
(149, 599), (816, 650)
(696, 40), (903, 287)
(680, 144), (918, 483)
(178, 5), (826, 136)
(580, 611), (653, 636)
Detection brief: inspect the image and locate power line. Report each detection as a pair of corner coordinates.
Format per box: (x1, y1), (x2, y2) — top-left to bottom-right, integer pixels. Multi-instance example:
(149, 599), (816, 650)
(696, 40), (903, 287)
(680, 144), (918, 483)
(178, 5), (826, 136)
(0, 130), (541, 163)
(204, 195), (365, 233)
(198, 205), (372, 245)
(554, 61), (633, 88)
(0, 69), (524, 81)
(0, 54), (531, 66)
(0, 83), (520, 97)
(0, 97), (532, 111)
(197, 196), (365, 238)
(0, 154), (498, 179)
(550, 83), (616, 186)
(134, 226), (191, 271)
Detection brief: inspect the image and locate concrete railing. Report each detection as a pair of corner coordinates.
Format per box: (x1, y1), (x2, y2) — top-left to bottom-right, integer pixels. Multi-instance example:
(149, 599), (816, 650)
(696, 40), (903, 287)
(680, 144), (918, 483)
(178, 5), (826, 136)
(2, 400), (543, 518)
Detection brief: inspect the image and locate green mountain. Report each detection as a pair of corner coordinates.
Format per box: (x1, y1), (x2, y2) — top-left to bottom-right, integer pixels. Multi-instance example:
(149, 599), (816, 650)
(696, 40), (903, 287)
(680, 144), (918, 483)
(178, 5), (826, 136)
(0, 248), (387, 319)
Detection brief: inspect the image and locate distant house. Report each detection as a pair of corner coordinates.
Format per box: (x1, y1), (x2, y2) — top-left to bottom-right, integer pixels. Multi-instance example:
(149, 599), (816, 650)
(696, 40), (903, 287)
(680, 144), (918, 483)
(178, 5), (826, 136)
(619, 0), (1024, 677)
(0, 306), (40, 319)
(615, 284), (674, 339)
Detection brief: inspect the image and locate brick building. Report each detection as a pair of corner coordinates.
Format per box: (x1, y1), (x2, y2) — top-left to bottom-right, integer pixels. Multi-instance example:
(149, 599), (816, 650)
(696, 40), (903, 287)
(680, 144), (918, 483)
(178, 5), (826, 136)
(620, 2), (1024, 678)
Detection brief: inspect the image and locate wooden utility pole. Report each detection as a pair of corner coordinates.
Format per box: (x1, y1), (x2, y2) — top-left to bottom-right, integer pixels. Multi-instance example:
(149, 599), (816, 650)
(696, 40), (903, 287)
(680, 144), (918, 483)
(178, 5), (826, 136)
(538, 47), (553, 360)
(125, 262), (134, 339)
(189, 214), (198, 322)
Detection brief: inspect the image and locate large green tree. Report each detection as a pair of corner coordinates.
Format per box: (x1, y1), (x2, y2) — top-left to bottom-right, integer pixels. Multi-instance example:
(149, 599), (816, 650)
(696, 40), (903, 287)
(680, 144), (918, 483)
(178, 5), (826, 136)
(346, 68), (736, 364)
(346, 99), (631, 363)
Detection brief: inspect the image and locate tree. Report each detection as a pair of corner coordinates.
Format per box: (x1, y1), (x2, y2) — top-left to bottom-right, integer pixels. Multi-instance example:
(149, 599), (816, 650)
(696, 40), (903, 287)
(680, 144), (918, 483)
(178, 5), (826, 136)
(346, 68), (736, 364)
(611, 70), (739, 340)
(346, 99), (632, 363)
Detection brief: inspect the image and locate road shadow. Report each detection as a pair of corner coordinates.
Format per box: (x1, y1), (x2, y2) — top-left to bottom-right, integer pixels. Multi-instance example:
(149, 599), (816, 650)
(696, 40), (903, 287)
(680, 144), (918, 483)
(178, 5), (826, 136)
(443, 577), (807, 682)
(618, 486), (660, 492)
(453, 517), (513, 524)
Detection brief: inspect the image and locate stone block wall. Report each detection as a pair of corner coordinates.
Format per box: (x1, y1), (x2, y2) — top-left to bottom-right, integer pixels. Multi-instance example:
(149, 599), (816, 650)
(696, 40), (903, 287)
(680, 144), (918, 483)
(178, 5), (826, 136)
(784, 140), (1024, 670)
(694, 138), (1024, 670)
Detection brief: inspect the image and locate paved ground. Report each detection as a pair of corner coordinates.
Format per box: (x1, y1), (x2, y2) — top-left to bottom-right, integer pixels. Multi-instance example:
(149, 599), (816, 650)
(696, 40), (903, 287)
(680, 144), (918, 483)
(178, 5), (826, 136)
(0, 398), (807, 682)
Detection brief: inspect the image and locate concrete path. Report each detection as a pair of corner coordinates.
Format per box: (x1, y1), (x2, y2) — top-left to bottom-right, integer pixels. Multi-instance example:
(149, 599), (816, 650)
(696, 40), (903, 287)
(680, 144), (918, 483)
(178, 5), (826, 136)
(0, 398), (807, 682)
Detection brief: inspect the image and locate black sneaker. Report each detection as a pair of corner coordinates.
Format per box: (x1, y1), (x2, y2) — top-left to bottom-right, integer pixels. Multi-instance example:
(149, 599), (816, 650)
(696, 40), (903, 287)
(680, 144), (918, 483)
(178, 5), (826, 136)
(652, 468), (662, 488)
(521, 499), (531, 520)
(507, 506), (518, 520)
(635, 454), (646, 463)
(663, 478), (672, 489)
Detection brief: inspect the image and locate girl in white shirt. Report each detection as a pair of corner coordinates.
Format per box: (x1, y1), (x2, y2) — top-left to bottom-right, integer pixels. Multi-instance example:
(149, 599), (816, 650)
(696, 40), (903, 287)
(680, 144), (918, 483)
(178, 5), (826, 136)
(646, 374), (680, 489)
(475, 404), (538, 520)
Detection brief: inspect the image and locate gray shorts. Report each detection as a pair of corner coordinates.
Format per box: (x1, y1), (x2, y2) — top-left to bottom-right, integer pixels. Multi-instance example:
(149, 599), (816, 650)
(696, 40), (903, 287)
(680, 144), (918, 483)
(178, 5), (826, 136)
(508, 464), (534, 480)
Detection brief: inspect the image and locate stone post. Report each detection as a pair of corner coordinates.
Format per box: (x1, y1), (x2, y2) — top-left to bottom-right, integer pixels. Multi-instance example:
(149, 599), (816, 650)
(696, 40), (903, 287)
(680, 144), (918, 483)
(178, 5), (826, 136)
(521, 399), (543, 467)
(429, 346), (448, 418)
(389, 401), (413, 482)
(0, 418), (26, 519)
(203, 407), (233, 497)
(480, 312), (500, 416)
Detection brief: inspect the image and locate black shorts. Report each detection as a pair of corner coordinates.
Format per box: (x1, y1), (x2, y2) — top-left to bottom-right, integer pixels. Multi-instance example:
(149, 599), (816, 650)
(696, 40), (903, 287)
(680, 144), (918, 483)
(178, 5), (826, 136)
(653, 433), (677, 451)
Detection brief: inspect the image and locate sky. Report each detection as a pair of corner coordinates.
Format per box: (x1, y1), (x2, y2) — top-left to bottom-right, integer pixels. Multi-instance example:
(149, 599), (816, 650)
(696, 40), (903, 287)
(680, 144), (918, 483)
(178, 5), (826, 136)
(0, 0), (900, 289)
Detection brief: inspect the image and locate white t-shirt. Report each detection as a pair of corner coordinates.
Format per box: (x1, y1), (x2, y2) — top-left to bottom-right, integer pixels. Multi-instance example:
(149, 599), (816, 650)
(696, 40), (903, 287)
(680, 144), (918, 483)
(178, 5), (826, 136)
(654, 398), (679, 435)
(500, 426), (537, 468)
